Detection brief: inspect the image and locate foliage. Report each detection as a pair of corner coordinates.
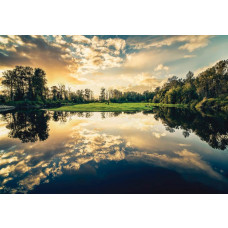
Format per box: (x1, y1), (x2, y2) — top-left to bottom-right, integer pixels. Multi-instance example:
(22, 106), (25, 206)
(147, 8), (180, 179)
(1, 60), (228, 112)
(99, 88), (155, 103)
(152, 60), (228, 111)
(0, 66), (95, 106)
(2, 66), (46, 101)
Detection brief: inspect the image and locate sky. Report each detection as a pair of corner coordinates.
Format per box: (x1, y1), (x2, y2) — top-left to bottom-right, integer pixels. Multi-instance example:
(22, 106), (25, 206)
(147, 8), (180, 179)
(0, 35), (228, 96)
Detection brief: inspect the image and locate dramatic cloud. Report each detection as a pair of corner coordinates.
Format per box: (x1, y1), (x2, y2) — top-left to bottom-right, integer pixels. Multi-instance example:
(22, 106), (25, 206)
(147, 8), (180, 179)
(0, 35), (83, 85)
(129, 35), (213, 52)
(1, 35), (226, 95)
(71, 36), (126, 74)
(0, 35), (126, 86)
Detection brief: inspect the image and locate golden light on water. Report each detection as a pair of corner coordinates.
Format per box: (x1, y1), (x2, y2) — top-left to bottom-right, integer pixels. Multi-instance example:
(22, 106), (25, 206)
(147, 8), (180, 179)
(0, 111), (227, 193)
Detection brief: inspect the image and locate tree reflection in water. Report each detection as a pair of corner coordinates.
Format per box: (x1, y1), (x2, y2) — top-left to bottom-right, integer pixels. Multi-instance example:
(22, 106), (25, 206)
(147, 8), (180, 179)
(1, 108), (228, 150)
(151, 108), (228, 150)
(1, 111), (50, 143)
(0, 108), (228, 193)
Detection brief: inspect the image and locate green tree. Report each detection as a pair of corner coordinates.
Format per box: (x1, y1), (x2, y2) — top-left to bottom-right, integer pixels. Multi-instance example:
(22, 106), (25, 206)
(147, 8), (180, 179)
(32, 68), (47, 100)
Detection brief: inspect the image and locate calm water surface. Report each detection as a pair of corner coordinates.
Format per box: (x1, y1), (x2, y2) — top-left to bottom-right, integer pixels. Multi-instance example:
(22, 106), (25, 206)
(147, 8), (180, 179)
(0, 108), (228, 193)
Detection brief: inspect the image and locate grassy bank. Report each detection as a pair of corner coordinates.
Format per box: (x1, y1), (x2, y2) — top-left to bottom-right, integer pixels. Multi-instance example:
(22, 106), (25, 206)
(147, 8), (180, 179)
(49, 102), (188, 112)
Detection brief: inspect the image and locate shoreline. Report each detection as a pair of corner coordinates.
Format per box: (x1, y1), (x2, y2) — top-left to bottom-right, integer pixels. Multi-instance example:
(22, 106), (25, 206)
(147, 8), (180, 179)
(48, 102), (188, 112)
(1, 100), (227, 114)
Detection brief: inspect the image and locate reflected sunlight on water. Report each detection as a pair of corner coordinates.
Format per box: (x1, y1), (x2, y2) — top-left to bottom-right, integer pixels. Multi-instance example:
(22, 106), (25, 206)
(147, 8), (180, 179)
(0, 109), (228, 193)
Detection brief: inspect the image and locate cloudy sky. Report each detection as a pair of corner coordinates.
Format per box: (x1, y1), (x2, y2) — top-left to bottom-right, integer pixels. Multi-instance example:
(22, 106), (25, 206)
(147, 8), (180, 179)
(0, 35), (228, 96)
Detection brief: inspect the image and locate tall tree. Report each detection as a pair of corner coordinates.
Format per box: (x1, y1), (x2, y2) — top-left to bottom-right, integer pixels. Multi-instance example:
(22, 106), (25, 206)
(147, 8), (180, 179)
(2, 70), (15, 101)
(100, 87), (106, 101)
(32, 68), (47, 100)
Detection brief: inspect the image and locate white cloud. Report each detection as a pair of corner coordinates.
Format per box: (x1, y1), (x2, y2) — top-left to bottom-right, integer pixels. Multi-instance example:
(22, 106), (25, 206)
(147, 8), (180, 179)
(178, 36), (211, 52)
(130, 35), (213, 52)
(71, 35), (91, 44)
(53, 35), (67, 45)
(152, 132), (166, 138)
(155, 64), (169, 71)
(71, 36), (126, 74)
(0, 35), (127, 85)
(124, 48), (182, 72)
(118, 72), (163, 93)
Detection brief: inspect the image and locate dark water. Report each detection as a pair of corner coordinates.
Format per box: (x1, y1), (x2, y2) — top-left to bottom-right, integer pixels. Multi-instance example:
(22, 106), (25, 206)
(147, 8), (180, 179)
(0, 108), (228, 194)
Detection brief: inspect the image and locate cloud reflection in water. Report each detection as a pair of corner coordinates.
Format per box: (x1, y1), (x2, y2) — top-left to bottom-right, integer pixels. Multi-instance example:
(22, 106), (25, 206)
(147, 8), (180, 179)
(0, 110), (228, 193)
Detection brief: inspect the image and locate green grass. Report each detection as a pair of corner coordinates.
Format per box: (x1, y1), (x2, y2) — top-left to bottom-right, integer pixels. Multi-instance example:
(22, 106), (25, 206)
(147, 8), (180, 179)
(49, 102), (188, 112)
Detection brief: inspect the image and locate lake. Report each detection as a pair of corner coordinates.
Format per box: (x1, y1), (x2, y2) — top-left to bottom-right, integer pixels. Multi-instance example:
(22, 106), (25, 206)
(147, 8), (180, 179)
(0, 108), (228, 193)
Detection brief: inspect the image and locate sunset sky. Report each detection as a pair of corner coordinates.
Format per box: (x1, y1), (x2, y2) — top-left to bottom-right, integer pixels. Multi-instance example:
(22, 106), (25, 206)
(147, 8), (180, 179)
(0, 35), (228, 96)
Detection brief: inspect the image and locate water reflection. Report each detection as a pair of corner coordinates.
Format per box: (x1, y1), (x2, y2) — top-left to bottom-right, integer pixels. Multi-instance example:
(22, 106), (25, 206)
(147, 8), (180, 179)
(1, 111), (50, 143)
(2, 109), (227, 150)
(0, 108), (228, 193)
(152, 108), (228, 150)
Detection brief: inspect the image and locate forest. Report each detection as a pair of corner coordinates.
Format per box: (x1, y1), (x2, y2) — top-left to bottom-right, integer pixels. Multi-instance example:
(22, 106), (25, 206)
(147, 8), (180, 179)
(0, 60), (228, 112)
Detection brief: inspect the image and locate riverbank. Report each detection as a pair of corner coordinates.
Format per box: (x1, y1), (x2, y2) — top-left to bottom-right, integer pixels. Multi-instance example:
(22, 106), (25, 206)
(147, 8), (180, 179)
(49, 102), (188, 112)
(3, 99), (227, 113)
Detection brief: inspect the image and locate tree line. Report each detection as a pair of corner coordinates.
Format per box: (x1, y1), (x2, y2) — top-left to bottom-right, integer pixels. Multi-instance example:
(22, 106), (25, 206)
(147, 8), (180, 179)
(152, 60), (228, 111)
(99, 88), (154, 103)
(100, 60), (227, 109)
(0, 65), (155, 105)
(0, 66), (94, 105)
(0, 60), (228, 110)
